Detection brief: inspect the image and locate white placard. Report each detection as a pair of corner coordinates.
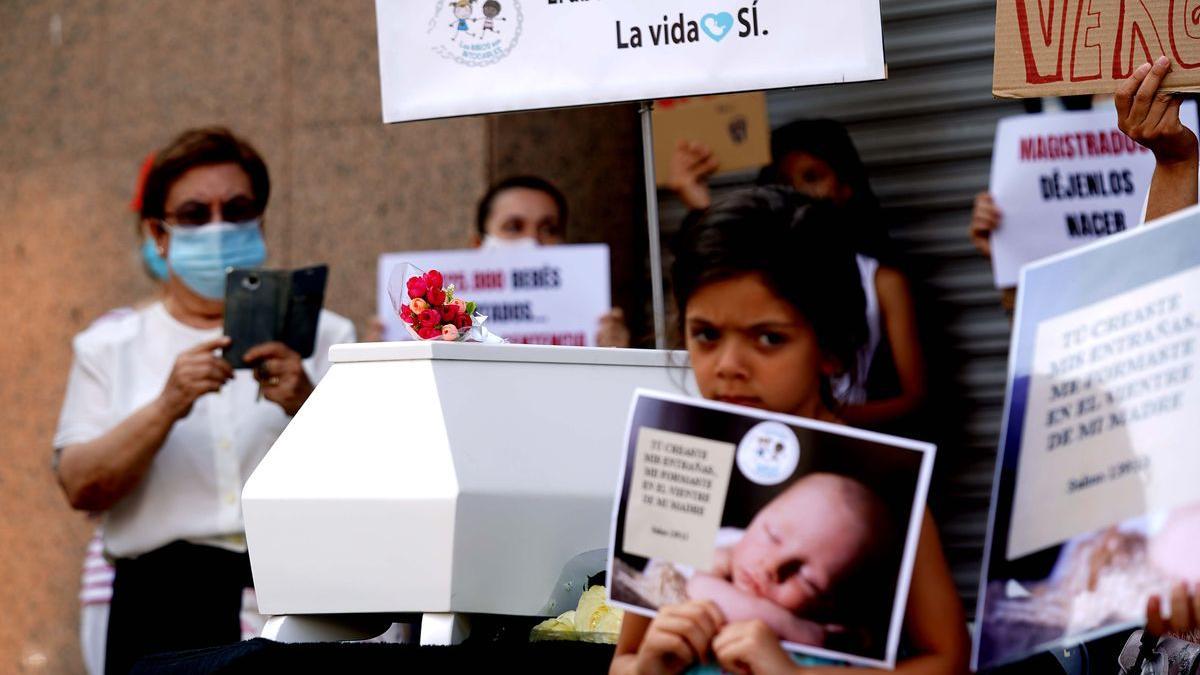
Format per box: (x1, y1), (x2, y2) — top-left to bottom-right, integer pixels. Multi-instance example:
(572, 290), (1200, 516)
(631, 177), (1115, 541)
(375, 0), (886, 123)
(988, 103), (1199, 288)
(377, 245), (612, 345)
(1007, 266), (1200, 559)
(972, 204), (1200, 671)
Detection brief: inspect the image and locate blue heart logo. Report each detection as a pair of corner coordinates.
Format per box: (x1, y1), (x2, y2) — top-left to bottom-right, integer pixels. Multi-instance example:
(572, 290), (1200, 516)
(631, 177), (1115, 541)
(701, 12), (734, 42)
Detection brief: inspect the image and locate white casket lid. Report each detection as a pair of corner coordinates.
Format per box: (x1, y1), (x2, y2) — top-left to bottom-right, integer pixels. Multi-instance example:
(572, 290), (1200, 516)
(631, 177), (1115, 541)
(245, 342), (695, 616)
(331, 340), (690, 368)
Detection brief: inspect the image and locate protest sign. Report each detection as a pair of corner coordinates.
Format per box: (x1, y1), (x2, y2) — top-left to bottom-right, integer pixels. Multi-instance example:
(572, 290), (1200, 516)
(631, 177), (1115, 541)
(608, 390), (935, 669)
(987, 103), (1199, 287)
(993, 0), (1200, 98)
(375, 1), (885, 123)
(973, 205), (1200, 670)
(376, 245), (611, 345)
(651, 93), (772, 185)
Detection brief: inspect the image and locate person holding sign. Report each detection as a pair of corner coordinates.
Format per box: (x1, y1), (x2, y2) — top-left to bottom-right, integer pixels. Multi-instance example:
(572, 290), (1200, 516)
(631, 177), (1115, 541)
(1117, 58), (1200, 223)
(966, 84), (1200, 300)
(668, 121), (927, 430)
(471, 175), (631, 348)
(53, 127), (355, 674)
(1114, 54), (1200, 653)
(610, 187), (967, 675)
(367, 175), (630, 346)
(974, 60), (1200, 667)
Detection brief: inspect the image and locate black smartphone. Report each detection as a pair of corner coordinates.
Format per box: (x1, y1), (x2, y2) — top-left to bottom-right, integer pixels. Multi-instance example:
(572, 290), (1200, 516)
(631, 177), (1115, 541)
(281, 265), (328, 360)
(222, 265), (328, 368)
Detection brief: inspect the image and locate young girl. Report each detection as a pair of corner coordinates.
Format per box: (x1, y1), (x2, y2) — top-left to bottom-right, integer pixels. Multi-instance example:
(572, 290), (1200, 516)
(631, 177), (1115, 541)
(669, 121), (926, 429)
(609, 187), (968, 675)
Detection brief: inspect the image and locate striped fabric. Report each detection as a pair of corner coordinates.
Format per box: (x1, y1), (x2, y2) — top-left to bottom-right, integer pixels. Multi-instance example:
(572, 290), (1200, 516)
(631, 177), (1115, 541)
(80, 531), (114, 606)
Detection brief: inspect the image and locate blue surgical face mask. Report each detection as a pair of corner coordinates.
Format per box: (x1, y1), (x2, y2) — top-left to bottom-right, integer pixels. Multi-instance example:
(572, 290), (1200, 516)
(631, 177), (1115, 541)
(166, 220), (267, 299)
(141, 236), (169, 282)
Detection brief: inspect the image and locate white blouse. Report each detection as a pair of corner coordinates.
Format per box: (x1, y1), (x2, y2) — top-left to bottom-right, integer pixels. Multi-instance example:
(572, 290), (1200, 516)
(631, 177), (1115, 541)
(54, 302), (356, 559)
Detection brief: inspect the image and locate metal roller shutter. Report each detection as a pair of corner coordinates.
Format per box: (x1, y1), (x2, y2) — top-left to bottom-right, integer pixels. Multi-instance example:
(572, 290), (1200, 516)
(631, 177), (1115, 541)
(656, 0), (1024, 616)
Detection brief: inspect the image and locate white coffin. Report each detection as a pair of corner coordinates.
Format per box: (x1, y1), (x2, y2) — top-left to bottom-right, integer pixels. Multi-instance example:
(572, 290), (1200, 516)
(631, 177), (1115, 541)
(242, 341), (694, 617)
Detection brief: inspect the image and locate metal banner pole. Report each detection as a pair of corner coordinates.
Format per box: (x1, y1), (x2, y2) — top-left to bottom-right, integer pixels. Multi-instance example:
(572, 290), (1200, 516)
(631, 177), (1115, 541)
(639, 101), (668, 350)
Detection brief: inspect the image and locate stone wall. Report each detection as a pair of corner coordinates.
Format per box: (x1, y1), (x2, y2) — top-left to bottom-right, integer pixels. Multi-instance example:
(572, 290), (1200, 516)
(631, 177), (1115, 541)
(0, 2), (643, 672)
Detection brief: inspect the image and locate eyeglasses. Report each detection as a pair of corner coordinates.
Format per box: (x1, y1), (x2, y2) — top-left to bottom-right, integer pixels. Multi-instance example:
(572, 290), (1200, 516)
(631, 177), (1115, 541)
(162, 196), (262, 227)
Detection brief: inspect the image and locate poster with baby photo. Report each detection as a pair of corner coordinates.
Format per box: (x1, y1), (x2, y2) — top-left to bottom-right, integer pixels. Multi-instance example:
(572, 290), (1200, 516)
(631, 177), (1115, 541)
(607, 389), (935, 669)
(973, 204), (1200, 670)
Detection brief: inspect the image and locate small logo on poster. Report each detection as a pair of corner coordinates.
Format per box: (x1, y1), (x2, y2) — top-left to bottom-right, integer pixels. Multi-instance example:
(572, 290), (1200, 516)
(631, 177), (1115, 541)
(428, 0), (524, 67)
(736, 421), (800, 486)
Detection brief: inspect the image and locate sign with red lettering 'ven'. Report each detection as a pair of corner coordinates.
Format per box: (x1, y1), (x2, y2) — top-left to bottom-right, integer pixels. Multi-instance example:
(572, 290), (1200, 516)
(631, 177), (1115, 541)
(994, 0), (1200, 98)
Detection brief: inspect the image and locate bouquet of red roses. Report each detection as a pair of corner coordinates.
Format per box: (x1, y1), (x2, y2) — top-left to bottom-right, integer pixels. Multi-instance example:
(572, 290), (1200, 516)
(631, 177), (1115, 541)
(387, 263), (498, 342)
(400, 269), (476, 340)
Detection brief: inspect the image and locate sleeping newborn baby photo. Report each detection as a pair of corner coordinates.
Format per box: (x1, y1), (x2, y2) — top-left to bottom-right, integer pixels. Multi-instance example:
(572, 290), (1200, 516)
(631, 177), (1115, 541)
(686, 472), (893, 647)
(610, 394), (933, 667)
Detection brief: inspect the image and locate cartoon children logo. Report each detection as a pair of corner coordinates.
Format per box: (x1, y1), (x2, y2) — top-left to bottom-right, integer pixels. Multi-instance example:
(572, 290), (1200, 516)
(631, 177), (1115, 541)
(428, 0), (523, 67)
(735, 421), (801, 486)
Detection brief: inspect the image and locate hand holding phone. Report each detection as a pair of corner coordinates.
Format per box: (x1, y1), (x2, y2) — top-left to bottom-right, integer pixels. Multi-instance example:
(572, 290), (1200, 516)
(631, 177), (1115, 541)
(223, 265), (328, 368)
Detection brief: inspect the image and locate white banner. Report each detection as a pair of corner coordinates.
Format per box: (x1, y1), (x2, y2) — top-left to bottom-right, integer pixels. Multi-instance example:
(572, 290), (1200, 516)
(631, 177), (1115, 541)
(375, 0), (886, 123)
(377, 244), (612, 345)
(987, 103), (1199, 288)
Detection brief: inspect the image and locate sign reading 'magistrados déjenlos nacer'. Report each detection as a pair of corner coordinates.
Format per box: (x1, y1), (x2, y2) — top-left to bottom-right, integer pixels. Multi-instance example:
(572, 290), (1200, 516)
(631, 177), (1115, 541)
(376, 0), (886, 123)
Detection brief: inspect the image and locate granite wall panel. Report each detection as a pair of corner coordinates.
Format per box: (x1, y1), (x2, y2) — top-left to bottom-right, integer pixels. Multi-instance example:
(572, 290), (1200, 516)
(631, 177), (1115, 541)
(0, 3), (640, 673)
(489, 105), (648, 343)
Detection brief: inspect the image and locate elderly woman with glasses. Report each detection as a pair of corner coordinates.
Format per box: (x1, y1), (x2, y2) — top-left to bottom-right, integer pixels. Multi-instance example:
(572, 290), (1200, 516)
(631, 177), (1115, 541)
(53, 127), (355, 674)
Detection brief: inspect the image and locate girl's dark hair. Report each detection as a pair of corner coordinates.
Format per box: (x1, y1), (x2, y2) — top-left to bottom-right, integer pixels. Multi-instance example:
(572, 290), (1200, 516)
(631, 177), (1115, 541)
(476, 175), (569, 236)
(757, 119), (896, 265)
(139, 127), (270, 221)
(672, 186), (867, 389)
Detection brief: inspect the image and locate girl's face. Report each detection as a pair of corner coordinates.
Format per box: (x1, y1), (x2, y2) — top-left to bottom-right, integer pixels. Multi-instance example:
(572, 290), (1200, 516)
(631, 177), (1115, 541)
(780, 151), (853, 206)
(685, 273), (833, 418)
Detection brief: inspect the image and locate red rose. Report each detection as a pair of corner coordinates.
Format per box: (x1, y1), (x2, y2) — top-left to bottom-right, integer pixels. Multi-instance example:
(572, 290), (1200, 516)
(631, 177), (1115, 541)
(418, 326), (440, 340)
(455, 314), (472, 329)
(419, 309), (441, 327)
(427, 286), (447, 306)
(400, 305), (414, 324)
(424, 270), (444, 289)
(441, 303), (459, 322)
(407, 277), (428, 300)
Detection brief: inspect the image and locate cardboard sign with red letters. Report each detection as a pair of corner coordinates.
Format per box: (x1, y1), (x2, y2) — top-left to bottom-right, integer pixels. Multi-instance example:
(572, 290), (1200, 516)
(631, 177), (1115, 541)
(994, 0), (1200, 98)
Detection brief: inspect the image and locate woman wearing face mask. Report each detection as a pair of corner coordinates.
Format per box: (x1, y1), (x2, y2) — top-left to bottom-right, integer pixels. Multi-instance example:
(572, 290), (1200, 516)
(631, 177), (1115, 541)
(669, 121), (926, 430)
(53, 127), (355, 674)
(364, 175), (632, 346)
(610, 187), (968, 675)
